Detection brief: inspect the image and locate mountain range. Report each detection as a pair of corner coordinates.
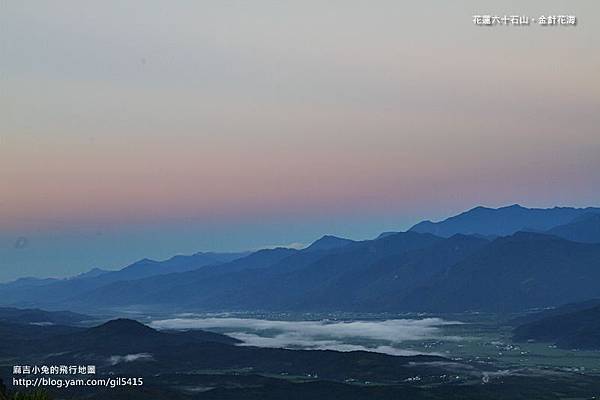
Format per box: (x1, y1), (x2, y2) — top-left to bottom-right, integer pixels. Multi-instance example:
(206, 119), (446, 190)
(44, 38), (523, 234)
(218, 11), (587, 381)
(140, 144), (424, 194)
(2, 204), (599, 314)
(0, 251), (249, 308)
(409, 204), (600, 237)
(401, 232), (600, 312)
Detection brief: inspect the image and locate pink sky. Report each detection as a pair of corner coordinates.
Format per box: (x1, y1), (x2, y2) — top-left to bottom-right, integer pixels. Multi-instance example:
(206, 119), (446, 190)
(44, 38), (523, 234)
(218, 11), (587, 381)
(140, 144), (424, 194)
(1, 1), (599, 280)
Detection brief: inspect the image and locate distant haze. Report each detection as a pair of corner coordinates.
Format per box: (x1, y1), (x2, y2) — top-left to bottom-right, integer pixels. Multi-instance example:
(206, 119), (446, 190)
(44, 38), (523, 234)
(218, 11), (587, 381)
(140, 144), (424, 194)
(1, 1), (599, 280)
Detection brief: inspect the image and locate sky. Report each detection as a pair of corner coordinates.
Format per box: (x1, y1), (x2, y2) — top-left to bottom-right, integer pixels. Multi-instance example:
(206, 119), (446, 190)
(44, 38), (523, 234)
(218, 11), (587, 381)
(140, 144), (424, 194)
(1, 1), (599, 281)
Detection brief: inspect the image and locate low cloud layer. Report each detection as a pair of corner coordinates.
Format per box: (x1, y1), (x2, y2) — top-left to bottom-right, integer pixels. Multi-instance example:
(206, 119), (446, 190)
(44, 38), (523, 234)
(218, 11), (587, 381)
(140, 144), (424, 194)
(151, 317), (461, 356)
(108, 353), (154, 365)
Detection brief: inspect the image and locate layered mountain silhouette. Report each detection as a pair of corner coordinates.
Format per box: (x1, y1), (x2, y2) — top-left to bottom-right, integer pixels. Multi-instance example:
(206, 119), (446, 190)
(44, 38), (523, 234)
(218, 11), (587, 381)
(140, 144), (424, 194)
(109, 252), (249, 280)
(0, 251), (249, 307)
(304, 235), (355, 252)
(401, 232), (600, 312)
(409, 204), (600, 238)
(2, 204), (600, 400)
(63, 231), (600, 313)
(64, 231), (446, 310)
(546, 212), (600, 243)
(2, 205), (599, 313)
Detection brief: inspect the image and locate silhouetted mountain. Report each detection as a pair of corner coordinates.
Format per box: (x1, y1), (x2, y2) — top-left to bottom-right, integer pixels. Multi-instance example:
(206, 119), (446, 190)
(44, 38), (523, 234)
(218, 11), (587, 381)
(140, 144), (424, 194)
(0, 251), (249, 308)
(239, 231), (448, 311)
(282, 233), (489, 311)
(65, 232), (487, 312)
(546, 213), (600, 243)
(202, 247), (299, 274)
(3, 205), (600, 314)
(65, 247), (303, 310)
(409, 204), (600, 237)
(402, 232), (600, 312)
(305, 235), (355, 252)
(513, 304), (600, 349)
(112, 251), (250, 280)
(90, 318), (157, 336)
(14, 229), (600, 314)
(0, 318), (240, 358)
(66, 318), (240, 352)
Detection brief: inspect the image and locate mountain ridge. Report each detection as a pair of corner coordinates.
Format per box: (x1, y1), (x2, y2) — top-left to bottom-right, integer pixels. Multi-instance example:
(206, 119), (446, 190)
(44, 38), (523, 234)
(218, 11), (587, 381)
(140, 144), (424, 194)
(2, 204), (600, 314)
(401, 232), (600, 312)
(409, 204), (600, 237)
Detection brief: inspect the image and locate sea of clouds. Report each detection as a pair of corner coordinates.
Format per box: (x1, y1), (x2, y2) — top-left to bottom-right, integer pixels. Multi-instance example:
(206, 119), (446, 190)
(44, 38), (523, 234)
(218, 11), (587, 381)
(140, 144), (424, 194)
(150, 317), (462, 356)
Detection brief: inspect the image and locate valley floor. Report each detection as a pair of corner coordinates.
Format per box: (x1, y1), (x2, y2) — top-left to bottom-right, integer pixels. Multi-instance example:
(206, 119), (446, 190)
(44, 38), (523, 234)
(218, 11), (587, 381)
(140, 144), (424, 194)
(3, 311), (598, 399)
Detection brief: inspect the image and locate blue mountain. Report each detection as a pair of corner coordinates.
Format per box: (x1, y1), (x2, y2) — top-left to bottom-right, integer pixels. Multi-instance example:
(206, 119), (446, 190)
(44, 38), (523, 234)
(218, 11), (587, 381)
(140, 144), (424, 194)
(409, 204), (600, 237)
(2, 205), (600, 314)
(546, 212), (600, 243)
(304, 235), (355, 252)
(402, 232), (600, 312)
(0, 251), (249, 308)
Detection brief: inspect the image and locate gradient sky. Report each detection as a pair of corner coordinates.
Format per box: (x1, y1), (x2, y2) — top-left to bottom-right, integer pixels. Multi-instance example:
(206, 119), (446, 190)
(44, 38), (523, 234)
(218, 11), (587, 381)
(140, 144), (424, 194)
(1, 1), (599, 281)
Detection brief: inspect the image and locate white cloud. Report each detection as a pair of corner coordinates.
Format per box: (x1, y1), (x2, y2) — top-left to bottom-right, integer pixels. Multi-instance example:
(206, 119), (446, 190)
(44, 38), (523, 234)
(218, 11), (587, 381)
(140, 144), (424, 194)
(108, 353), (153, 365)
(150, 317), (462, 356)
(227, 332), (428, 356)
